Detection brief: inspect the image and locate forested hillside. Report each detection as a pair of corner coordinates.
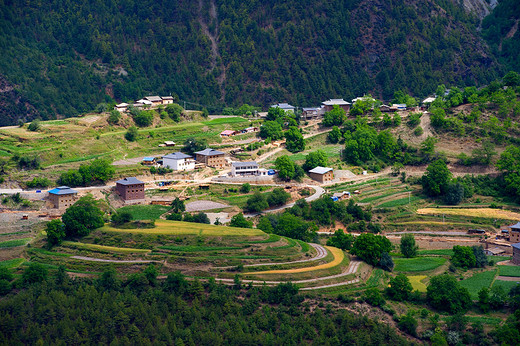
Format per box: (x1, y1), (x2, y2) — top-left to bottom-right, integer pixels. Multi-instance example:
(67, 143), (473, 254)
(481, 0), (520, 73)
(0, 0), (504, 124)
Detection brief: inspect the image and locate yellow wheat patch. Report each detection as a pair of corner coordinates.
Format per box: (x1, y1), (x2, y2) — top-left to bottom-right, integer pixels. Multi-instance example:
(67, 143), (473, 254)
(417, 208), (520, 221)
(248, 246), (344, 274)
(408, 275), (428, 292)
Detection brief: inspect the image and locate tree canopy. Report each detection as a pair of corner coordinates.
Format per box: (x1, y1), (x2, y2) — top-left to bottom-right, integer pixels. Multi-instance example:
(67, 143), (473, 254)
(303, 150), (328, 171)
(421, 159), (452, 197)
(351, 233), (392, 267)
(426, 274), (472, 314)
(62, 195), (104, 237)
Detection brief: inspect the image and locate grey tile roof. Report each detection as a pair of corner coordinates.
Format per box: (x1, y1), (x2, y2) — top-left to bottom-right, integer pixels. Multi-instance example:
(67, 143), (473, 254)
(145, 96), (162, 102)
(510, 222), (520, 229)
(309, 166), (333, 174)
(512, 243), (520, 250)
(163, 152), (192, 160)
(270, 103), (295, 110)
(194, 148), (225, 156)
(116, 177), (144, 185)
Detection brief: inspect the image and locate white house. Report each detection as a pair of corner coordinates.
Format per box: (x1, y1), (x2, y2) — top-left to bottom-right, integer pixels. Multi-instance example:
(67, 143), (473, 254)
(270, 103), (295, 113)
(231, 161), (268, 177)
(163, 152), (195, 171)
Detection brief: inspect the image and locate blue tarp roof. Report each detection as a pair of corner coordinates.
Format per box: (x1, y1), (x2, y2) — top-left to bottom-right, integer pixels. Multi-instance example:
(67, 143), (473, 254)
(48, 186), (78, 195)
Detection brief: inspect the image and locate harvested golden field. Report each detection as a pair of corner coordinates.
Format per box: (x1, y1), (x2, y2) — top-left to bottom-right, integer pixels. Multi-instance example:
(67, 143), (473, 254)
(247, 246), (344, 274)
(101, 220), (266, 237)
(417, 208), (520, 220)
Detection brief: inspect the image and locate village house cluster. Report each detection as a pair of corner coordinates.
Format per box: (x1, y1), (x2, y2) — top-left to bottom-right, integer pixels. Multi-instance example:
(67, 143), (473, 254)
(114, 95), (174, 112)
(265, 96), (435, 121)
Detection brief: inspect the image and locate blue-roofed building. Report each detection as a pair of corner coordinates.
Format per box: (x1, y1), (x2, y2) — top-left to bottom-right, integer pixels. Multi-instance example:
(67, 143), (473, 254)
(142, 157), (156, 166)
(48, 186), (78, 209)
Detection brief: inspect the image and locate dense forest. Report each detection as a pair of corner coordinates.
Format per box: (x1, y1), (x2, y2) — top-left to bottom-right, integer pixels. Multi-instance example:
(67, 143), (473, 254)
(0, 267), (411, 345)
(481, 0), (520, 74)
(0, 0), (511, 124)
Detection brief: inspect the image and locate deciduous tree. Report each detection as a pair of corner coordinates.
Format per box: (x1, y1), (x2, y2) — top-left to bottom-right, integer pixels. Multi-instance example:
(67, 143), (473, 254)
(62, 195), (104, 237)
(400, 234), (418, 258)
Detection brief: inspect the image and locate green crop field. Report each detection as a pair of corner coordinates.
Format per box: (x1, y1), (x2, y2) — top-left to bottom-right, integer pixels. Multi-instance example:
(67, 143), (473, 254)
(0, 238), (31, 248)
(366, 269), (384, 286)
(102, 220), (265, 236)
(498, 265), (520, 277)
(460, 269), (498, 299)
(116, 205), (171, 220)
(492, 280), (520, 293)
(62, 241), (151, 254)
(393, 257), (446, 272)
(0, 258), (25, 269)
(158, 245), (243, 252)
(376, 196), (422, 208)
(417, 249), (454, 256)
(359, 190), (412, 203)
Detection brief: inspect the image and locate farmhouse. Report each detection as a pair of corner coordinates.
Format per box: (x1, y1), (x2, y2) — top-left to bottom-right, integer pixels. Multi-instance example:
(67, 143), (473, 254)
(321, 99), (351, 112)
(116, 177), (145, 202)
(144, 96), (163, 106)
(509, 222), (520, 243)
(513, 243), (520, 265)
(136, 99), (153, 106)
(302, 107), (321, 119)
(270, 103), (295, 113)
(308, 166), (334, 183)
(163, 152), (195, 171)
(114, 103), (129, 112)
(220, 130), (236, 137)
(332, 191), (350, 201)
(48, 186), (78, 209)
(422, 97), (436, 105)
(484, 247), (506, 256)
(161, 96), (174, 104)
(194, 148), (226, 168)
(231, 161), (268, 177)
(392, 104), (407, 110)
(141, 157), (156, 166)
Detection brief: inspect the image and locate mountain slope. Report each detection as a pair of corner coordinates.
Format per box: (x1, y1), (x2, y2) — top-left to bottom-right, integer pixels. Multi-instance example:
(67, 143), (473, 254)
(0, 0), (501, 124)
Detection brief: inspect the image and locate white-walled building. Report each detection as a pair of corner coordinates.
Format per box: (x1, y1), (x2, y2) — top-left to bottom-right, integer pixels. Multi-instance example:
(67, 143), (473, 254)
(163, 152), (195, 171)
(231, 161), (268, 177)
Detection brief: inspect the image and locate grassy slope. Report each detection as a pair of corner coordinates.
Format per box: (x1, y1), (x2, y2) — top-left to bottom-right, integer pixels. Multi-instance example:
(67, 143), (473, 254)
(0, 116), (250, 175)
(101, 219), (265, 236)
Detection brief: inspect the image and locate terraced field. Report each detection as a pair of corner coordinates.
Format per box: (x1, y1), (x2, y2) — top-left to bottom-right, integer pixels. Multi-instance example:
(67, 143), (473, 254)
(20, 220), (362, 290)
